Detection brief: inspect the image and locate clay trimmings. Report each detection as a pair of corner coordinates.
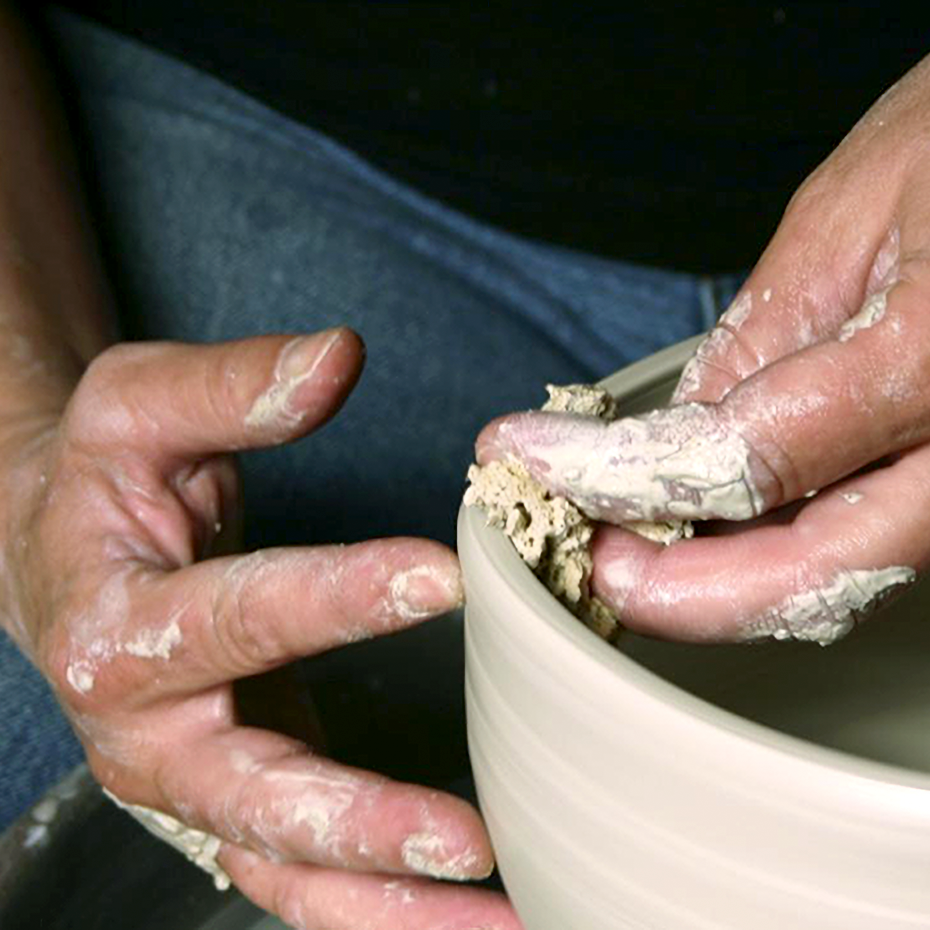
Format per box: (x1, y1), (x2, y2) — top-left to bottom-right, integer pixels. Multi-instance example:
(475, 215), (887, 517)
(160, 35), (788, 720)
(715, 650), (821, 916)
(464, 385), (691, 641)
(104, 790), (231, 890)
(465, 456), (619, 638)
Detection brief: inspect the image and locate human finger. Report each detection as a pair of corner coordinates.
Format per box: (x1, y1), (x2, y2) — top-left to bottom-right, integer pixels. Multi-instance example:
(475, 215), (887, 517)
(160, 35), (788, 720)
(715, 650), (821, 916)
(589, 448), (923, 643)
(478, 244), (930, 524)
(220, 847), (521, 930)
(148, 727), (495, 880)
(671, 214), (897, 408)
(64, 328), (364, 466)
(120, 538), (463, 697)
(671, 59), (930, 406)
(476, 402), (764, 523)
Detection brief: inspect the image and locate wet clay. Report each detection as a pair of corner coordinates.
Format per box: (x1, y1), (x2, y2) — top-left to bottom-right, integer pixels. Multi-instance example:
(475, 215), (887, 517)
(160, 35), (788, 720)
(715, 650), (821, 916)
(465, 385), (690, 640)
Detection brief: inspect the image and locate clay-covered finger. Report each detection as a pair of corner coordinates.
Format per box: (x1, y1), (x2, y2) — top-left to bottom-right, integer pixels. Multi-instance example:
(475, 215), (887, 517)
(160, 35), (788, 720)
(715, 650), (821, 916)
(671, 65), (923, 407)
(65, 328), (363, 464)
(670, 222), (899, 407)
(479, 253), (930, 524)
(589, 447), (925, 643)
(220, 848), (521, 930)
(55, 538), (462, 705)
(476, 402), (766, 524)
(159, 728), (495, 881)
(149, 538), (461, 694)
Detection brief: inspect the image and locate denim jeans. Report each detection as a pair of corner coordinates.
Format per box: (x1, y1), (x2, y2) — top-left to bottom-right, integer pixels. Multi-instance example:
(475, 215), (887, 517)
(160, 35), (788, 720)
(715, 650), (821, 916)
(0, 8), (745, 831)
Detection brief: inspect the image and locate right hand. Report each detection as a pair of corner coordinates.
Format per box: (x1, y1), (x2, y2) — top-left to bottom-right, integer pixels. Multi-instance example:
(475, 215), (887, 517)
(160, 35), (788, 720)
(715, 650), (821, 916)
(471, 55), (930, 648)
(0, 328), (520, 930)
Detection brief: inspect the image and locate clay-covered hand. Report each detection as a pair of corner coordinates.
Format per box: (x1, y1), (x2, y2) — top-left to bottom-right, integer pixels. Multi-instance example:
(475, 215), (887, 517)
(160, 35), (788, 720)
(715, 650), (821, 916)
(0, 329), (519, 930)
(476, 55), (930, 646)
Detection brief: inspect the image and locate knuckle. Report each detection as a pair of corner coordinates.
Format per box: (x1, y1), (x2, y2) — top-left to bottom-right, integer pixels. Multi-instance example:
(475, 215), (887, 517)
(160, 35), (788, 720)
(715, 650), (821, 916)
(783, 166), (836, 231)
(65, 344), (156, 445)
(39, 620), (105, 714)
(274, 884), (313, 930)
(79, 344), (141, 398)
(224, 770), (283, 857)
(210, 555), (278, 674)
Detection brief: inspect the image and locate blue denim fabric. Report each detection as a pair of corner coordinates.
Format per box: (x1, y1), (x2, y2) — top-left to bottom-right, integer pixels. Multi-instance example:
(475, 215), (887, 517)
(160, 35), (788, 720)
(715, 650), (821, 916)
(0, 8), (745, 831)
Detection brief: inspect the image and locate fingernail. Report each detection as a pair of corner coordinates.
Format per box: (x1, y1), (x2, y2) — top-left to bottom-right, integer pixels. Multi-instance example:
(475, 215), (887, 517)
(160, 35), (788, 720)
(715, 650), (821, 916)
(280, 329), (343, 381)
(475, 416), (516, 465)
(389, 564), (464, 621)
(246, 330), (345, 429)
(596, 553), (639, 615)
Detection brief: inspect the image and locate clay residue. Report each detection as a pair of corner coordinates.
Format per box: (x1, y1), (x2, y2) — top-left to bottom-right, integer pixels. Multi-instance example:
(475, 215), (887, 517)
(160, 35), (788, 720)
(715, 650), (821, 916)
(464, 457), (618, 638)
(400, 831), (484, 881)
(104, 790), (231, 891)
(540, 383), (618, 419)
(465, 384), (691, 642)
(838, 286), (891, 343)
(740, 566), (915, 646)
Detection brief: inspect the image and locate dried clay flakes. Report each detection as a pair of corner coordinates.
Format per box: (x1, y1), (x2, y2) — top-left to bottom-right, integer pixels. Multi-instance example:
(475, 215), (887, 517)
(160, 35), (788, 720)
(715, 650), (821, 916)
(464, 384), (691, 641)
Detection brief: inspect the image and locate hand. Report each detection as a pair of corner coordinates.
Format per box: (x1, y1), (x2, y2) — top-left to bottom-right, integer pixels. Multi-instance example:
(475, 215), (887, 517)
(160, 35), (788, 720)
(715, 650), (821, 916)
(1, 329), (519, 930)
(476, 55), (930, 646)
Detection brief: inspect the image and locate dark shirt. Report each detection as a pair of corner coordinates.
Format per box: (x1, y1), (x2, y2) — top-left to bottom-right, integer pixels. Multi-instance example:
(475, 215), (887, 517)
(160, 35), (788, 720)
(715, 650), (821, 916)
(37, 2), (927, 271)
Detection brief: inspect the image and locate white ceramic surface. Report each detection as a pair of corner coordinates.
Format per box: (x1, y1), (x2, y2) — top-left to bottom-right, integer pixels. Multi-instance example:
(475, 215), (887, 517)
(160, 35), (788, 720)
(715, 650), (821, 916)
(459, 337), (930, 930)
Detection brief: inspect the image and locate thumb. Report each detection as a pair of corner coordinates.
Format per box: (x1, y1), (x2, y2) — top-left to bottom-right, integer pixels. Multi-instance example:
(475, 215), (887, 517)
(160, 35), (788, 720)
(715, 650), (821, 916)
(66, 328), (364, 466)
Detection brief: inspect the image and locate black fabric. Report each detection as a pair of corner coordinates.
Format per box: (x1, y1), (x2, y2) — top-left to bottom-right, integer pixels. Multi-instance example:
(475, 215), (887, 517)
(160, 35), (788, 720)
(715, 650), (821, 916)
(32, 2), (927, 271)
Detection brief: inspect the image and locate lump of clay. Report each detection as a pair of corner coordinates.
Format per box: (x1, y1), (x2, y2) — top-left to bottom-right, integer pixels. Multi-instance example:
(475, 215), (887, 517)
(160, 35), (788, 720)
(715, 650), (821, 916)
(464, 457), (618, 639)
(464, 384), (692, 642)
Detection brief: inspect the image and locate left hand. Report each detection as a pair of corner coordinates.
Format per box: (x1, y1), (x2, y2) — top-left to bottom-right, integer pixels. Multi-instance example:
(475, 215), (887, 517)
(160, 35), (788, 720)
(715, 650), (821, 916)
(1, 329), (519, 930)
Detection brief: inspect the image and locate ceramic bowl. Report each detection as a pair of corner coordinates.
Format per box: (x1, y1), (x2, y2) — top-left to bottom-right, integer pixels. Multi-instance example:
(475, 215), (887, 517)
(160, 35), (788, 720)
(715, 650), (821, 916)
(458, 337), (930, 930)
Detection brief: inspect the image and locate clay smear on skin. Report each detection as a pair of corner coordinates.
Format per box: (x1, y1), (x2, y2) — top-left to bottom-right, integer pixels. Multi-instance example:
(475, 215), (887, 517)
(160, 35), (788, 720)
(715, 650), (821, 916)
(719, 291), (752, 331)
(104, 790), (231, 891)
(672, 291), (752, 403)
(65, 573), (184, 694)
(838, 286), (892, 343)
(65, 572), (131, 694)
(124, 618), (182, 658)
(383, 563), (460, 623)
(70, 711), (149, 767)
(741, 566), (915, 646)
(219, 750), (372, 866)
(260, 766), (366, 861)
(108, 757), (367, 890)
(866, 226), (900, 295)
(837, 226), (899, 345)
(382, 880), (419, 906)
(535, 403), (763, 523)
(400, 819), (484, 881)
(671, 329), (731, 403)
(244, 331), (341, 429)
